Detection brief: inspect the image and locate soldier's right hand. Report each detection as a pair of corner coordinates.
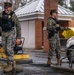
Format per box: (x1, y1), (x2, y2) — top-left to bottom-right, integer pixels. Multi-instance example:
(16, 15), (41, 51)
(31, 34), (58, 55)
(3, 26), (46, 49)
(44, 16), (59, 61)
(64, 26), (70, 30)
(15, 39), (22, 45)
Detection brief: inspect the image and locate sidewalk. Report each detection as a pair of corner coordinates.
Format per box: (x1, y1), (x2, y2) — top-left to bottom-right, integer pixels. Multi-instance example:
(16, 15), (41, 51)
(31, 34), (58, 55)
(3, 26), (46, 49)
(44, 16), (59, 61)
(51, 46), (74, 73)
(25, 47), (74, 73)
(0, 47), (74, 74)
(51, 58), (74, 73)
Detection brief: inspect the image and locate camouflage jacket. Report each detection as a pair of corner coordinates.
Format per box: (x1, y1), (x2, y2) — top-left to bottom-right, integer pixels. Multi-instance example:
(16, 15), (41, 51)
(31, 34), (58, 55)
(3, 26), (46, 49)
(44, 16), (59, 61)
(47, 17), (64, 33)
(0, 11), (21, 38)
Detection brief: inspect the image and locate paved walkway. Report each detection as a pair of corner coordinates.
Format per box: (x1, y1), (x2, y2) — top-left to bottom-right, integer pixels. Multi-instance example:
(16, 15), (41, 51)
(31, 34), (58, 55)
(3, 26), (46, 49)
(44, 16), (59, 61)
(50, 46), (74, 73)
(0, 47), (74, 74)
(51, 56), (74, 73)
(24, 48), (74, 74)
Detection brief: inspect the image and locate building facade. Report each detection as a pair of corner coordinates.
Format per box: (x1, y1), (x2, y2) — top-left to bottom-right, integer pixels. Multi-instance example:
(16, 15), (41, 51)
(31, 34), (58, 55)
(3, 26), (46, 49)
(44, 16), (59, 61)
(15, 0), (74, 51)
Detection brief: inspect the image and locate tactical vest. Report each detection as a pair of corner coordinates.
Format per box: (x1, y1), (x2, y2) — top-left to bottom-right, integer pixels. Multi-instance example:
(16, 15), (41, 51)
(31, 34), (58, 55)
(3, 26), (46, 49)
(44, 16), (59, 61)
(47, 17), (60, 39)
(1, 11), (14, 32)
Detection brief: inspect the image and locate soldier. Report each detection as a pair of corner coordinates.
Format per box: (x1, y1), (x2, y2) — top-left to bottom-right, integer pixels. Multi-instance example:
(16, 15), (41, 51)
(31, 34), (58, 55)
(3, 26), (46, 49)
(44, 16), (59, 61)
(47, 10), (69, 66)
(0, 2), (21, 72)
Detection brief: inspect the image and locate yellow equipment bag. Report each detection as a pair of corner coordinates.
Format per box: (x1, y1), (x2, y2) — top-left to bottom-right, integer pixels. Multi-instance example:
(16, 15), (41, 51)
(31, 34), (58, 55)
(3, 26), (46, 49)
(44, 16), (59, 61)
(62, 27), (74, 39)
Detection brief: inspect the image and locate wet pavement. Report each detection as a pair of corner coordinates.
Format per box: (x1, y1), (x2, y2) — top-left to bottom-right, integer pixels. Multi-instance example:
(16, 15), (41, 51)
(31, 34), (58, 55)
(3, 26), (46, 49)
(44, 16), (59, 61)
(20, 64), (66, 75)
(1, 50), (74, 75)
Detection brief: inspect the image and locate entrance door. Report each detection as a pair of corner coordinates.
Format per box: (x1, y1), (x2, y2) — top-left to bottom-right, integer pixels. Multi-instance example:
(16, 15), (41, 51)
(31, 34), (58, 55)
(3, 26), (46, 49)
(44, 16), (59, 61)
(20, 20), (35, 48)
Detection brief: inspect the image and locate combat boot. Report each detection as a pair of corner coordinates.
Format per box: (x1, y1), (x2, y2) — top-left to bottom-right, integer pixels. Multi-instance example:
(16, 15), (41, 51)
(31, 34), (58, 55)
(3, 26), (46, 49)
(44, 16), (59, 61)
(2, 64), (8, 69)
(47, 59), (52, 67)
(4, 64), (12, 72)
(57, 59), (60, 65)
(12, 60), (23, 72)
(12, 60), (16, 69)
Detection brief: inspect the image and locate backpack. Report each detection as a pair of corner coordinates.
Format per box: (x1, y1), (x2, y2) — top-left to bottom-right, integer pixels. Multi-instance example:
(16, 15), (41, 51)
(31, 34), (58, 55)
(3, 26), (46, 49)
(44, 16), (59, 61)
(1, 11), (14, 32)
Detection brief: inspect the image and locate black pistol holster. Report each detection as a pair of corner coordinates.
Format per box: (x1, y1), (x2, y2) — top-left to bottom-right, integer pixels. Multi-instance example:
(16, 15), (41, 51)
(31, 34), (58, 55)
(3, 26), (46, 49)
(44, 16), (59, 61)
(48, 31), (55, 39)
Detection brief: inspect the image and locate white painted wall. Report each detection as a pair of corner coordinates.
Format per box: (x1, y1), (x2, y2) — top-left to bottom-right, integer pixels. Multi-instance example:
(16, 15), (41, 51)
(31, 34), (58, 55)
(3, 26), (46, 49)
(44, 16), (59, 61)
(20, 20), (35, 48)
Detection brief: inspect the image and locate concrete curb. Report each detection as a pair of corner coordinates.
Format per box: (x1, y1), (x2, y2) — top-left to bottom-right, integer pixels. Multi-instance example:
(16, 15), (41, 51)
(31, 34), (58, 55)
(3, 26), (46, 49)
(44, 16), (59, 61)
(0, 58), (33, 64)
(51, 65), (74, 73)
(16, 59), (33, 64)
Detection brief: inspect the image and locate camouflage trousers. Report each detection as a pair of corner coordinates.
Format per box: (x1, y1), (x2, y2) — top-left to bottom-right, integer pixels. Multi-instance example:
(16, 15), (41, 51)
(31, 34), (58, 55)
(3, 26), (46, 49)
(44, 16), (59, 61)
(48, 33), (60, 59)
(2, 29), (16, 64)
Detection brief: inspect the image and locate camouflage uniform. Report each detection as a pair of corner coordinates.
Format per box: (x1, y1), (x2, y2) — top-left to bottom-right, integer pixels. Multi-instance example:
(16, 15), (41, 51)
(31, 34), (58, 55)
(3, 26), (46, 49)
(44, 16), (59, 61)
(0, 11), (21, 64)
(47, 17), (64, 59)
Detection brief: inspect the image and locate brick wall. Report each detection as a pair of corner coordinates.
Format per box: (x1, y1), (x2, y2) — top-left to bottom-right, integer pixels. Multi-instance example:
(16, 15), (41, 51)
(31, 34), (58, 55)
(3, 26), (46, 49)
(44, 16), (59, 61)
(35, 19), (43, 49)
(44, 0), (58, 52)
